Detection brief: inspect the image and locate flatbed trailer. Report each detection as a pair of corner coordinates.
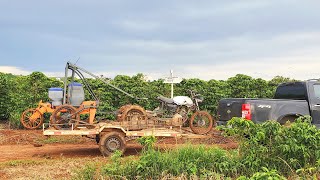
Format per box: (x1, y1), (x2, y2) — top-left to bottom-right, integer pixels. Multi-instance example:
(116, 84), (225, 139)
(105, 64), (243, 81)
(43, 123), (210, 156)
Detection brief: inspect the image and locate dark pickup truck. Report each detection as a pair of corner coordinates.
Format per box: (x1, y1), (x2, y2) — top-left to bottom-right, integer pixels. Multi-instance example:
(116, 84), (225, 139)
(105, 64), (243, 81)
(217, 80), (320, 128)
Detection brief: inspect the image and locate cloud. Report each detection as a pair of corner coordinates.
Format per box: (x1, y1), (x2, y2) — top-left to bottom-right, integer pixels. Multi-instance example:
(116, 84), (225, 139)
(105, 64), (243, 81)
(116, 20), (161, 31)
(0, 66), (66, 78)
(0, 66), (30, 75)
(182, 56), (320, 81)
(1, 1), (320, 81)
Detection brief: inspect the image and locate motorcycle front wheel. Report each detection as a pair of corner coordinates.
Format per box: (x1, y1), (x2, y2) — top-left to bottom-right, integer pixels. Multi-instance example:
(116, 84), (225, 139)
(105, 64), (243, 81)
(189, 111), (214, 134)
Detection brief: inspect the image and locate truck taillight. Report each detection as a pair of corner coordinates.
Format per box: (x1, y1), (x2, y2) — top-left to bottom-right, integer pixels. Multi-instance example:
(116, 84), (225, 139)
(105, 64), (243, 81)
(241, 104), (251, 120)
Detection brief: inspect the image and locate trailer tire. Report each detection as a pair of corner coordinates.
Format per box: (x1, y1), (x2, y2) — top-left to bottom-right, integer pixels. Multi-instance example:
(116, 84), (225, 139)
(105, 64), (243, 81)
(99, 132), (126, 156)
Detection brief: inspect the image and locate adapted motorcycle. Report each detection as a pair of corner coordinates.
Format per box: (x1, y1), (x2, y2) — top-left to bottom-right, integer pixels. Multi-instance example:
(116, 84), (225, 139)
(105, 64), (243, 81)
(156, 90), (214, 134)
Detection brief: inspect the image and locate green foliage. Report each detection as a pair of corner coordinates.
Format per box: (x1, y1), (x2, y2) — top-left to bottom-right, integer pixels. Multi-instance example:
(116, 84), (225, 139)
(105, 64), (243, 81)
(6, 72), (63, 127)
(0, 71), (294, 127)
(238, 168), (286, 180)
(97, 145), (240, 179)
(74, 117), (320, 179)
(0, 73), (10, 120)
(136, 136), (156, 150)
(73, 163), (97, 180)
(221, 117), (320, 176)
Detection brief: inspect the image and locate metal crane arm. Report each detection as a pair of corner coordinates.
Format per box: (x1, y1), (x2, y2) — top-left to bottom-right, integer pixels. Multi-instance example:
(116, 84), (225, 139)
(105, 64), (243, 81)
(63, 61), (147, 104)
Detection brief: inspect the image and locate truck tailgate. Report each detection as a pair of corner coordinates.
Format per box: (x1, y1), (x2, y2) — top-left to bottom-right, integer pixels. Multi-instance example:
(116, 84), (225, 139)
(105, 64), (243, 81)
(217, 98), (247, 124)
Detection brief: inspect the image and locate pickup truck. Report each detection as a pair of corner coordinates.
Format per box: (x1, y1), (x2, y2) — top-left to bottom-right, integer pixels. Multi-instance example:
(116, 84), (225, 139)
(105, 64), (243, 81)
(217, 80), (320, 128)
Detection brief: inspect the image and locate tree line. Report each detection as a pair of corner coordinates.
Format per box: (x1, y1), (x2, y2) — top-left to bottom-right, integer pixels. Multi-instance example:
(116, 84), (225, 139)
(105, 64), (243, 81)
(0, 71), (296, 127)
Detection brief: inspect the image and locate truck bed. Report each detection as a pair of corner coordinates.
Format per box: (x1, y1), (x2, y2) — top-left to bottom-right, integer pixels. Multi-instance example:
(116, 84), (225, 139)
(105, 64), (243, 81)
(218, 98), (309, 125)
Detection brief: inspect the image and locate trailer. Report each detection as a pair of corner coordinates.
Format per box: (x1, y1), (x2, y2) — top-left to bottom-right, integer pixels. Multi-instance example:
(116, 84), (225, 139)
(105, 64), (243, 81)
(22, 62), (214, 136)
(43, 122), (210, 156)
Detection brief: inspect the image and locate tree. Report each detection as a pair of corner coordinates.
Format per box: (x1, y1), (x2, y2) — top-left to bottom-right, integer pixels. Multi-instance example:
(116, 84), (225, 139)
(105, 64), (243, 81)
(0, 73), (10, 120)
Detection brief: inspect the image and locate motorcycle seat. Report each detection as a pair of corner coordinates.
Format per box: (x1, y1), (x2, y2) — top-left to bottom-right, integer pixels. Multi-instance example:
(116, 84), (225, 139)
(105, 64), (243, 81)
(157, 96), (174, 104)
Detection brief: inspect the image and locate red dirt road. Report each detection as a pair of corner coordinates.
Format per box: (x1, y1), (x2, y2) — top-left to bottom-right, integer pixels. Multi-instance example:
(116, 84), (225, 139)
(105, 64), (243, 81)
(0, 143), (145, 162)
(0, 129), (237, 162)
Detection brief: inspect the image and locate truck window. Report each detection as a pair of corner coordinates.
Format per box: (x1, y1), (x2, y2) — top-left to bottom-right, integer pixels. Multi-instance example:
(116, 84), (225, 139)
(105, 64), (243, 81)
(274, 83), (306, 100)
(314, 84), (320, 98)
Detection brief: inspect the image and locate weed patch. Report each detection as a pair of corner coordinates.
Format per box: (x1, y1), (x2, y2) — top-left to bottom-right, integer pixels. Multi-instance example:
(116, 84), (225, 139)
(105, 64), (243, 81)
(0, 159), (44, 168)
(38, 136), (85, 144)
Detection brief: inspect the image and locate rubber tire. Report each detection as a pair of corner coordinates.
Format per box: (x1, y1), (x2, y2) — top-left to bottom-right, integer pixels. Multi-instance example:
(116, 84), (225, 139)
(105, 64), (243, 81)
(21, 108), (44, 129)
(50, 105), (80, 130)
(189, 111), (214, 135)
(279, 116), (298, 125)
(99, 132), (126, 156)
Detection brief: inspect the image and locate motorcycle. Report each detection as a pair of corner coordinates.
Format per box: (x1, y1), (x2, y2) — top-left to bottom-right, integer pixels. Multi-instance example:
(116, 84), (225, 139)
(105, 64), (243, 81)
(156, 90), (214, 134)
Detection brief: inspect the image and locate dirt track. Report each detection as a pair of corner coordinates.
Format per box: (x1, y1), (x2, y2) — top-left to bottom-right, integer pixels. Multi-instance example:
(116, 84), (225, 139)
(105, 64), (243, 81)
(0, 143), (148, 162)
(0, 129), (237, 162)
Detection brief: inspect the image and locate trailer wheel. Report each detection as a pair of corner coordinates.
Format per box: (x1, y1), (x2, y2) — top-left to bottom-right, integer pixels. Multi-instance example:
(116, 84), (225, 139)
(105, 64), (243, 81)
(99, 132), (126, 156)
(189, 111), (214, 135)
(21, 108), (44, 129)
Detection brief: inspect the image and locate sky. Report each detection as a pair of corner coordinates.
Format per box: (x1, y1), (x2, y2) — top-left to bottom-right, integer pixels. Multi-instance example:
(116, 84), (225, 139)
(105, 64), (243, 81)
(0, 0), (320, 80)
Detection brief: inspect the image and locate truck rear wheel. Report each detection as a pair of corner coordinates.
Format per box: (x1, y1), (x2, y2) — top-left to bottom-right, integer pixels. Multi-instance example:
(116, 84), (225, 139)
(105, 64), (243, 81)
(279, 115), (299, 125)
(99, 132), (126, 156)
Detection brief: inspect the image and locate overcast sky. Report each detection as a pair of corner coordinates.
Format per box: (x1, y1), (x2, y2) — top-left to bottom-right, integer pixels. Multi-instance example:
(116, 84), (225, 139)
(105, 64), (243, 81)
(0, 0), (320, 80)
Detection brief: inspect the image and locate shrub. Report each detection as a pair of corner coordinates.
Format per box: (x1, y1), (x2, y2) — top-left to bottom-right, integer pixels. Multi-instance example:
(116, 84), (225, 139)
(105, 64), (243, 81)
(99, 145), (240, 179)
(221, 116), (320, 176)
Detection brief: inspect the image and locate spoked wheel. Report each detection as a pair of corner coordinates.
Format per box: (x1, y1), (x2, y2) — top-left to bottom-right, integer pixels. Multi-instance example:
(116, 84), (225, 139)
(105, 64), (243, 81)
(124, 107), (147, 121)
(189, 111), (214, 134)
(21, 108), (44, 129)
(118, 105), (148, 130)
(99, 132), (126, 156)
(50, 105), (80, 130)
(118, 105), (147, 121)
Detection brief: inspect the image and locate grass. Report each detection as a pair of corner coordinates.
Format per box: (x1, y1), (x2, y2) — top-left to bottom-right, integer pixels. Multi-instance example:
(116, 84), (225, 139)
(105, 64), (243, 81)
(0, 157), (108, 180)
(72, 145), (240, 179)
(0, 159), (43, 167)
(36, 136), (87, 144)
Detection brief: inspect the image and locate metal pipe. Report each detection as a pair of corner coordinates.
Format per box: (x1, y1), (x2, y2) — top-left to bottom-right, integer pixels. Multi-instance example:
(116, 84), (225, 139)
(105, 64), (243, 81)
(63, 62), (69, 104)
(66, 61), (147, 100)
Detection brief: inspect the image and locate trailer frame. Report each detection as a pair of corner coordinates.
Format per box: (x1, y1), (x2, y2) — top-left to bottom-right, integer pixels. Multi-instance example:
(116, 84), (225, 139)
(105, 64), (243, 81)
(43, 123), (210, 156)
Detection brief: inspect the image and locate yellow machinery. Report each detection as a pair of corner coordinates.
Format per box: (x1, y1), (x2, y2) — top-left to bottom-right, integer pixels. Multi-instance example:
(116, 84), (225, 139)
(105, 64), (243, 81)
(21, 101), (54, 129)
(20, 100), (98, 130)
